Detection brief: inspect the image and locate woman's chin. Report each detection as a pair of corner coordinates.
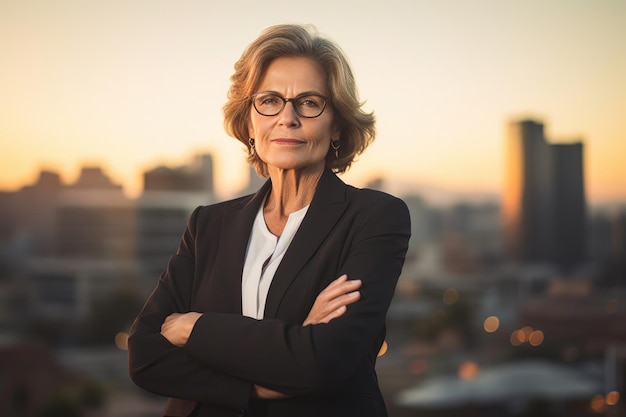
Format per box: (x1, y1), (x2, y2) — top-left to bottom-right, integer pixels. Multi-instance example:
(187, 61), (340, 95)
(265, 158), (325, 175)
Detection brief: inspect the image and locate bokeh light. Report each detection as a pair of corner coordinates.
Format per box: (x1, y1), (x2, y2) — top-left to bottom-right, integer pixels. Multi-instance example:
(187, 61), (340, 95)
(510, 330), (525, 346)
(606, 390), (620, 406)
(378, 340), (388, 357)
(115, 331), (129, 351)
(458, 361), (479, 380)
(591, 394), (606, 413)
(483, 316), (500, 333)
(510, 326), (546, 347)
(520, 326), (533, 339)
(528, 330), (545, 346)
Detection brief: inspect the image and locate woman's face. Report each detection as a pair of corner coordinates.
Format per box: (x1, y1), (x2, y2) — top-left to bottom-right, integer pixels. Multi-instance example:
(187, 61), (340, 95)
(249, 56), (340, 176)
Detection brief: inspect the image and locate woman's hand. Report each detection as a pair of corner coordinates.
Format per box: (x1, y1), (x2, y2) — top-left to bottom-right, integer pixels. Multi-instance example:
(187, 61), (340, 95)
(252, 275), (361, 400)
(253, 384), (289, 399)
(160, 312), (203, 347)
(303, 274), (361, 326)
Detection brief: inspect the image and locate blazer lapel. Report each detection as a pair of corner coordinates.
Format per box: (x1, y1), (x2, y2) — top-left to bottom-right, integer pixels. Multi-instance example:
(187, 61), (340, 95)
(264, 170), (348, 318)
(205, 180), (271, 314)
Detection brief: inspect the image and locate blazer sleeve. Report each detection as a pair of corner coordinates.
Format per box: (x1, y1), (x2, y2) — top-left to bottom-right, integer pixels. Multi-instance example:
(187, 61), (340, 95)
(184, 194), (411, 395)
(127, 207), (253, 409)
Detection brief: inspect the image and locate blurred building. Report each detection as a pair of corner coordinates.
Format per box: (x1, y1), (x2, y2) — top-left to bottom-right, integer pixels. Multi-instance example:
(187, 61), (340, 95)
(589, 207), (626, 289)
(29, 167), (138, 322)
(443, 202), (503, 273)
(552, 143), (586, 269)
(521, 283), (626, 358)
(137, 154), (216, 295)
(0, 155), (232, 324)
(144, 154), (214, 192)
(57, 167), (134, 260)
(0, 343), (79, 417)
(503, 119), (586, 270)
(0, 170), (64, 256)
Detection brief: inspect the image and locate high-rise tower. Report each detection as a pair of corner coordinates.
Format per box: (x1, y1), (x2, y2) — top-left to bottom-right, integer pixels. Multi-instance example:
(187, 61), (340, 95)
(503, 119), (586, 269)
(552, 142), (586, 268)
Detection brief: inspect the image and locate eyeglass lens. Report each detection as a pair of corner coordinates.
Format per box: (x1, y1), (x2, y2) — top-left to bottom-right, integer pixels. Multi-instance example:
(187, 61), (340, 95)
(253, 93), (326, 118)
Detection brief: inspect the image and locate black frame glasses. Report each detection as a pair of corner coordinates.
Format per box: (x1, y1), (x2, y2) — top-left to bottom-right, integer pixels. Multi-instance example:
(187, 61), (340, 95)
(250, 92), (328, 118)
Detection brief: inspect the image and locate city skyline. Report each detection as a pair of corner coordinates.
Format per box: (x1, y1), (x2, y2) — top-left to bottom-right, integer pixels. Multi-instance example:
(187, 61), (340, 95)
(1, 0), (625, 204)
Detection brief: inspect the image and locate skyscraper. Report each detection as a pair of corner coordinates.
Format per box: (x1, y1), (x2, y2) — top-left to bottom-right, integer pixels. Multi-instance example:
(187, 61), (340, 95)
(503, 119), (586, 270)
(552, 143), (586, 268)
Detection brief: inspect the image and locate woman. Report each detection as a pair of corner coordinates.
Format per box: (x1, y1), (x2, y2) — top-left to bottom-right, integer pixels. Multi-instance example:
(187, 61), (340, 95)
(128, 24), (411, 417)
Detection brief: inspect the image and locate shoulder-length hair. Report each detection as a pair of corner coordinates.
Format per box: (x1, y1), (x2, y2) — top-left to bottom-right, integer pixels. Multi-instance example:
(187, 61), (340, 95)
(223, 24), (376, 177)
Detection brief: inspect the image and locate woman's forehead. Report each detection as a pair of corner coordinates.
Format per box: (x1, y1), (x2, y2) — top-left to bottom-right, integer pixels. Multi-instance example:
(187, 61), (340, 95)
(257, 56), (329, 95)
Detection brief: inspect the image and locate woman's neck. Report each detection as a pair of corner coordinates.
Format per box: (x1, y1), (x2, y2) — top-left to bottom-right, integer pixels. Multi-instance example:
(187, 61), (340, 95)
(263, 167), (323, 235)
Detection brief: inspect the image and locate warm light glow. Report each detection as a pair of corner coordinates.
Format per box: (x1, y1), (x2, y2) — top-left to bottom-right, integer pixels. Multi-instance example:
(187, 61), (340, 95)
(115, 332), (129, 350)
(520, 326), (533, 338)
(511, 327), (532, 346)
(528, 330), (544, 346)
(377, 340), (388, 357)
(606, 391), (620, 406)
(458, 361), (479, 380)
(591, 395), (606, 413)
(510, 326), (544, 347)
(483, 316), (500, 333)
(510, 330), (524, 346)
(607, 299), (619, 314)
(442, 288), (459, 305)
(502, 123), (524, 258)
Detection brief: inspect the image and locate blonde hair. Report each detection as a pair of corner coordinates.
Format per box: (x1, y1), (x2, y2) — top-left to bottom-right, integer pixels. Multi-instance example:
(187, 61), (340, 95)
(223, 24), (376, 177)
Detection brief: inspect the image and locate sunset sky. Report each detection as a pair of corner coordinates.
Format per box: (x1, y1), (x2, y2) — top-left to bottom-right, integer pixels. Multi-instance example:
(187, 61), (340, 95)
(1, 0), (625, 205)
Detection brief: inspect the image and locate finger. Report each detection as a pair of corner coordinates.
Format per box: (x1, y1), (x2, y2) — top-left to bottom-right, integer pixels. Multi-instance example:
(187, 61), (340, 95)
(320, 301), (358, 324)
(323, 305), (347, 323)
(321, 282), (361, 305)
(335, 290), (361, 309)
(318, 290), (360, 316)
(333, 304), (348, 318)
(318, 279), (362, 302)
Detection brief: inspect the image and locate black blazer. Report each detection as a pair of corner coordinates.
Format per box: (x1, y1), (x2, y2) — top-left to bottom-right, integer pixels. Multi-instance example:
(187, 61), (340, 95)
(128, 169), (411, 417)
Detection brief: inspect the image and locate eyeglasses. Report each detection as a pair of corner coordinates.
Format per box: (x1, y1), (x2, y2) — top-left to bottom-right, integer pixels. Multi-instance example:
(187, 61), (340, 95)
(251, 92), (328, 118)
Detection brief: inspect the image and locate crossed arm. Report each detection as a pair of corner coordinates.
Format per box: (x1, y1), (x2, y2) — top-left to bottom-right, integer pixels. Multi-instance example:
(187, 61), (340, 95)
(159, 274), (362, 399)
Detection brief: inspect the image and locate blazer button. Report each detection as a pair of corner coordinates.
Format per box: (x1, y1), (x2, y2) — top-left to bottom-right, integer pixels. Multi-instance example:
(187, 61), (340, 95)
(236, 409), (246, 417)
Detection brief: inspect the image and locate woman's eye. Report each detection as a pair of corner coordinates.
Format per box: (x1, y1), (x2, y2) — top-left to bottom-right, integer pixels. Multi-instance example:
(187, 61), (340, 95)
(260, 96), (280, 105)
(299, 97), (321, 108)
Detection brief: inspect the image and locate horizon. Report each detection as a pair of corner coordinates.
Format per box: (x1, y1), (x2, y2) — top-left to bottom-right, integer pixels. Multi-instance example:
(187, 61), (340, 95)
(8, 152), (625, 211)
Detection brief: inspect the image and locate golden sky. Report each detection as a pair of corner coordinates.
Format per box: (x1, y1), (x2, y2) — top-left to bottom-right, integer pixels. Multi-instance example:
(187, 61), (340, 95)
(1, 0), (625, 204)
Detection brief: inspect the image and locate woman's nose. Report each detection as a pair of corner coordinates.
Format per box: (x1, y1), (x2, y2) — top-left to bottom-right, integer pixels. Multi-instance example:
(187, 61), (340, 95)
(277, 101), (301, 126)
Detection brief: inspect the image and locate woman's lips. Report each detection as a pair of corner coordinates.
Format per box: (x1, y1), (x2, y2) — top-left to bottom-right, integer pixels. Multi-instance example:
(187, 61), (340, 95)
(271, 138), (305, 145)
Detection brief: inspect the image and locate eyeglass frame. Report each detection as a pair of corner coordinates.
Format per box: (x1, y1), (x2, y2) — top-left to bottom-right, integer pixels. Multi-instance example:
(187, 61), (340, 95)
(250, 91), (328, 118)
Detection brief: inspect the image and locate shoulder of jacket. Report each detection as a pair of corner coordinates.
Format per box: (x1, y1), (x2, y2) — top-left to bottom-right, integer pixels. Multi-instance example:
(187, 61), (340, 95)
(201, 193), (254, 210)
(191, 193), (255, 222)
(345, 184), (406, 207)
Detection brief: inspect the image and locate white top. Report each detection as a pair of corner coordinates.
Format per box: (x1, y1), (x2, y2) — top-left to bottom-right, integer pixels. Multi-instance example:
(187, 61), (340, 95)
(241, 201), (309, 319)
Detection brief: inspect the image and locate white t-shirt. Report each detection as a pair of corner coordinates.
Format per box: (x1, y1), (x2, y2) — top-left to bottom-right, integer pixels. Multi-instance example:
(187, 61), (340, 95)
(241, 202), (309, 319)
